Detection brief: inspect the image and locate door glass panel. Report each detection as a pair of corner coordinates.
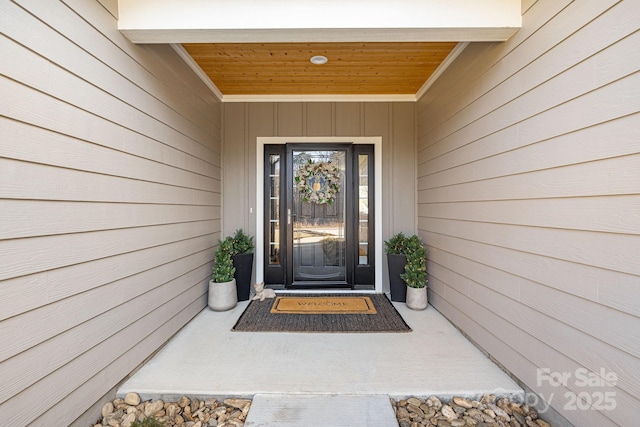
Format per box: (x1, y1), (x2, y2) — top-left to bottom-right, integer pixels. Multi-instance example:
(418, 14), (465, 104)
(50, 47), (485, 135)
(268, 154), (280, 265)
(358, 154), (369, 265)
(292, 150), (346, 282)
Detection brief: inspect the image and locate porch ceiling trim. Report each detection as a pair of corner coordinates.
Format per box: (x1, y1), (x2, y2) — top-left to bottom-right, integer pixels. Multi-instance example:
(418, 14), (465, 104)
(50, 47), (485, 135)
(118, 0), (521, 44)
(171, 44), (224, 100)
(148, 1), (519, 101)
(171, 42), (470, 103)
(123, 28), (518, 44)
(221, 94), (417, 103)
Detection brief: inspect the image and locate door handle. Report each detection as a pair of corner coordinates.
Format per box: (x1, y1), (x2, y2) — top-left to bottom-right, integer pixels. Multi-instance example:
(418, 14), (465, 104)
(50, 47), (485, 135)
(288, 208), (291, 225)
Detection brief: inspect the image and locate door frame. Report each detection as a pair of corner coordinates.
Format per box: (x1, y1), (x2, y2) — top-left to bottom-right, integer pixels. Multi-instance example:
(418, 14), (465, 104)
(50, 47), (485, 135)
(256, 136), (383, 293)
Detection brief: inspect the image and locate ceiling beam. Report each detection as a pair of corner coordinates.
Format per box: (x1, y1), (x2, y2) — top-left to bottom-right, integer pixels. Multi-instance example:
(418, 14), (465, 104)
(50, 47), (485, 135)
(118, 0), (521, 44)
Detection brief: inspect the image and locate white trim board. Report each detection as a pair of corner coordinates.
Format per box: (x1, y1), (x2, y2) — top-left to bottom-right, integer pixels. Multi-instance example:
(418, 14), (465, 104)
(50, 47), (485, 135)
(416, 42), (469, 100)
(170, 44), (224, 100)
(256, 137), (383, 293)
(119, 0), (521, 44)
(223, 94), (417, 103)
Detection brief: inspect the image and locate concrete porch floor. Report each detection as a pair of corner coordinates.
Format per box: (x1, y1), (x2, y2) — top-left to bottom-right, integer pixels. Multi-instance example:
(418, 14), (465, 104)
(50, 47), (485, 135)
(118, 297), (523, 403)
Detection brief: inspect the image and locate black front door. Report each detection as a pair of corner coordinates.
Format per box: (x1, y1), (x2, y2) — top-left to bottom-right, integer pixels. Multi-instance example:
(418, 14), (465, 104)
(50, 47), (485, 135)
(264, 143), (374, 289)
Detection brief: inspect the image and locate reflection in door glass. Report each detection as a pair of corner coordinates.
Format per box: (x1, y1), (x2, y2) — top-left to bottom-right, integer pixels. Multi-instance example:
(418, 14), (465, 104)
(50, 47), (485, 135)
(292, 150), (346, 282)
(268, 154), (280, 265)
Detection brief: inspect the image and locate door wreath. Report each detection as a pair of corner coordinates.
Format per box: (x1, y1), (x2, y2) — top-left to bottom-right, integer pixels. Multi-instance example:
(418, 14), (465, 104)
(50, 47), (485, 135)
(295, 159), (341, 204)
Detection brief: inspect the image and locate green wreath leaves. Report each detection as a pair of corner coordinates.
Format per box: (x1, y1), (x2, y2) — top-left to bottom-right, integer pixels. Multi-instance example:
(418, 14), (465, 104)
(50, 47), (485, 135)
(295, 159), (341, 204)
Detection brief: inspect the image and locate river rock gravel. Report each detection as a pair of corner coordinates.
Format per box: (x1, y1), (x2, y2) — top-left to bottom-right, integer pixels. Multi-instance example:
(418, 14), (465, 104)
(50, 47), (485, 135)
(393, 394), (552, 427)
(92, 392), (553, 427)
(92, 393), (250, 427)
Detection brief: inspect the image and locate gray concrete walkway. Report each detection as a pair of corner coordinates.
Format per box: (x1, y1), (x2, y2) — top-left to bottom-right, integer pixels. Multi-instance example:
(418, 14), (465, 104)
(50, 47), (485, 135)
(118, 298), (523, 403)
(245, 394), (398, 426)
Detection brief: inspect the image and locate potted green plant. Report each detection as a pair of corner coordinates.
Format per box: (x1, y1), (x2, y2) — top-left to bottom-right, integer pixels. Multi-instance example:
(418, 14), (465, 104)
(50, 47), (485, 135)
(229, 229), (255, 301)
(401, 235), (428, 310)
(208, 237), (237, 311)
(385, 233), (428, 307)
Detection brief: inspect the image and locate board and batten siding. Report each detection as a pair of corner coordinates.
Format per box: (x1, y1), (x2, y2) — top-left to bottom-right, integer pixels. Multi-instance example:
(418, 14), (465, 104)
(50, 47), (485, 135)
(222, 102), (416, 291)
(417, 0), (639, 426)
(0, 1), (221, 425)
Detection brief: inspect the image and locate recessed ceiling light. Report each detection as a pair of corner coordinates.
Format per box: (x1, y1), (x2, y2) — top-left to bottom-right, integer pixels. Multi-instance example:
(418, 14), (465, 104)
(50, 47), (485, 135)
(310, 55), (328, 65)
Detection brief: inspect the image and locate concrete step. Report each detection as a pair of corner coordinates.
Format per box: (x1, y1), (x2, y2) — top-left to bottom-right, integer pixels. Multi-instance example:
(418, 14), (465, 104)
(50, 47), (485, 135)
(244, 393), (398, 427)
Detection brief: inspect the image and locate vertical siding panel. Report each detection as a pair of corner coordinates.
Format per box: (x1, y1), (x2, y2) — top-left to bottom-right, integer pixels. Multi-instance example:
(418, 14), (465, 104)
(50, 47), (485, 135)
(417, 1), (640, 426)
(276, 102), (304, 136)
(222, 102), (249, 235)
(0, 1), (221, 426)
(363, 103), (393, 242)
(222, 102), (277, 237)
(363, 103), (390, 137)
(391, 103), (416, 233)
(305, 102), (333, 136)
(246, 103), (276, 237)
(335, 102), (362, 136)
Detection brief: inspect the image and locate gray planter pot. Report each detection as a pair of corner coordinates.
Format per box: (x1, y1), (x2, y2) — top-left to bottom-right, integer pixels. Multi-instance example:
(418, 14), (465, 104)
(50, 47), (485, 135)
(406, 286), (428, 310)
(208, 278), (238, 311)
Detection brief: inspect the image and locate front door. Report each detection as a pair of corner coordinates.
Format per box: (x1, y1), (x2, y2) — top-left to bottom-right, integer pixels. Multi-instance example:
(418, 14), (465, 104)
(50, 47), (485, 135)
(264, 143), (375, 289)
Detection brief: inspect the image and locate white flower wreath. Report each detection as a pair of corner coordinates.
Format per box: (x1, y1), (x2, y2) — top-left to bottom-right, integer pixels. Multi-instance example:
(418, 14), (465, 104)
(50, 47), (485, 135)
(295, 159), (341, 204)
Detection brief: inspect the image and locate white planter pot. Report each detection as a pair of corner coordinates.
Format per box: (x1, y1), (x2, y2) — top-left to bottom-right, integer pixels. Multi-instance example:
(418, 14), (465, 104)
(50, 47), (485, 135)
(406, 286), (428, 310)
(208, 278), (237, 311)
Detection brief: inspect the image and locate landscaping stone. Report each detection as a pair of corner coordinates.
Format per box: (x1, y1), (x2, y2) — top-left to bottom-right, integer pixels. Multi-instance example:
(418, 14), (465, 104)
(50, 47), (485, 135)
(92, 396), (251, 427)
(124, 392), (142, 406)
(94, 393), (554, 427)
(453, 397), (473, 409)
(441, 405), (458, 421)
(101, 402), (114, 418)
(392, 394), (553, 427)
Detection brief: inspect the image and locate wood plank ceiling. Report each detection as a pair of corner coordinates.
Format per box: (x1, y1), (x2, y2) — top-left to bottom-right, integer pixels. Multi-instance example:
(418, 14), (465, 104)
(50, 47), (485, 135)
(182, 42), (458, 95)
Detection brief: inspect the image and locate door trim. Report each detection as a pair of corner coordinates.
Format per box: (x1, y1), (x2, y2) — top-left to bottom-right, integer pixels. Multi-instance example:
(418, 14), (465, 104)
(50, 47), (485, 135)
(256, 136), (383, 293)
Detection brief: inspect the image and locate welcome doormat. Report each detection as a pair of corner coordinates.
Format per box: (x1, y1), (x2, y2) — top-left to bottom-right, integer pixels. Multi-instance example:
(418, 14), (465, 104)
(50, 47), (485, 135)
(270, 296), (377, 314)
(232, 293), (411, 333)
